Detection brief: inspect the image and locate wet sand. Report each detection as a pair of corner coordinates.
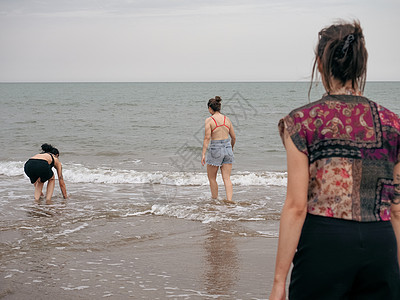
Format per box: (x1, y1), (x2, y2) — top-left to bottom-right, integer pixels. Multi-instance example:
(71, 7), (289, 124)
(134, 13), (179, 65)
(0, 216), (278, 299)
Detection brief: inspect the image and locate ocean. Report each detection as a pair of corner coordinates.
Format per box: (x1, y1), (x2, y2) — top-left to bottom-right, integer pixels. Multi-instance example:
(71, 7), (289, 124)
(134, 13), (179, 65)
(0, 81), (399, 298)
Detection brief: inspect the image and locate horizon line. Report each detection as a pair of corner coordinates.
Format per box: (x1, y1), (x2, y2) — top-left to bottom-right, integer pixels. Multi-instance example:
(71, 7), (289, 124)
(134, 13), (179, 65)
(1, 80), (399, 84)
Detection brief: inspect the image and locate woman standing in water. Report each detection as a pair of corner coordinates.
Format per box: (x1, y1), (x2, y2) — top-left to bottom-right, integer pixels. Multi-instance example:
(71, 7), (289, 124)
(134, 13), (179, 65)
(270, 20), (400, 299)
(201, 96), (236, 203)
(24, 143), (68, 204)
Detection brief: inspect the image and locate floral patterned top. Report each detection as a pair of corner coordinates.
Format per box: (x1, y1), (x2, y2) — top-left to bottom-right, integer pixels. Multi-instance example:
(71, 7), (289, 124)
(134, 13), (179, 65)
(279, 94), (400, 222)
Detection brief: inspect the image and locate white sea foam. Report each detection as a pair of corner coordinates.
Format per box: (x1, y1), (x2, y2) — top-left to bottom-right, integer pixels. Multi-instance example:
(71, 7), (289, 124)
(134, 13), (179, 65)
(60, 285), (90, 291)
(0, 160), (287, 187)
(55, 223), (89, 237)
(149, 203), (270, 224)
(0, 161), (25, 177)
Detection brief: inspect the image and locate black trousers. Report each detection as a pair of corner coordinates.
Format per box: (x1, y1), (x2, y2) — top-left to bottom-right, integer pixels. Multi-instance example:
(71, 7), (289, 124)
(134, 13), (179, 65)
(289, 214), (400, 300)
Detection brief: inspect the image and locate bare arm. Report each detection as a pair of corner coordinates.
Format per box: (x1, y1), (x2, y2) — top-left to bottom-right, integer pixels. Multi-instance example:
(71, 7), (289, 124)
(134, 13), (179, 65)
(201, 119), (212, 166)
(55, 159), (68, 199)
(269, 128), (309, 300)
(229, 121), (236, 150)
(391, 163), (400, 269)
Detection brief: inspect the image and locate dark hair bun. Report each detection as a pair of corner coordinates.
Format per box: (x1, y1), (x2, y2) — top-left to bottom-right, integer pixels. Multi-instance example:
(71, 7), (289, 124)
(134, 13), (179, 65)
(41, 143), (60, 156)
(313, 20), (367, 93)
(207, 96), (222, 112)
(41, 143), (53, 153)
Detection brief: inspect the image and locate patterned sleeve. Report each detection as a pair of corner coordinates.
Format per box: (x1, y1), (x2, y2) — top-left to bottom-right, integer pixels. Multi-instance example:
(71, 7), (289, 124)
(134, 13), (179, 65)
(396, 116), (400, 164)
(397, 137), (400, 165)
(378, 104), (400, 164)
(278, 114), (309, 156)
(396, 116), (400, 165)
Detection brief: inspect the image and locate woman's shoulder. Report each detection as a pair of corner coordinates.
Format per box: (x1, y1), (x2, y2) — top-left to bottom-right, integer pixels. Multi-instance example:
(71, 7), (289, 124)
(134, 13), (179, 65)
(371, 100), (400, 132)
(279, 96), (337, 136)
(285, 94), (370, 120)
(30, 153), (50, 161)
(31, 153), (47, 158)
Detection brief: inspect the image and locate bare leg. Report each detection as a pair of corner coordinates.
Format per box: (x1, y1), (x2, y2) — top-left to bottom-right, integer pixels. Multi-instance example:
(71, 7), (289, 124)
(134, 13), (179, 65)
(221, 163), (233, 203)
(34, 181), (44, 197)
(207, 164), (219, 199)
(45, 175), (56, 204)
(34, 179), (44, 203)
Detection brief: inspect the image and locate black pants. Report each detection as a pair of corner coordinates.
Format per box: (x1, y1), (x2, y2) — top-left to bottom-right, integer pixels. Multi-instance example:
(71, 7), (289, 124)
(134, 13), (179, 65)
(289, 214), (400, 300)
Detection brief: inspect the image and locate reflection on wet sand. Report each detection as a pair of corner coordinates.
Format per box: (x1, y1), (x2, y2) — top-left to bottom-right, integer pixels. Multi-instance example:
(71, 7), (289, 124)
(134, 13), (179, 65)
(203, 225), (239, 297)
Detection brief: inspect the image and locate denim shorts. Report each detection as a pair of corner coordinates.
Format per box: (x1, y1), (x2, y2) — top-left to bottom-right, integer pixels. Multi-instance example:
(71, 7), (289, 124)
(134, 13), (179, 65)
(206, 139), (234, 166)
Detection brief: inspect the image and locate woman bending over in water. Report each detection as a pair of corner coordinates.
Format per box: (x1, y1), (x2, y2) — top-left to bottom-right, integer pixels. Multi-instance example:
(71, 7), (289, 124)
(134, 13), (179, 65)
(24, 143), (68, 204)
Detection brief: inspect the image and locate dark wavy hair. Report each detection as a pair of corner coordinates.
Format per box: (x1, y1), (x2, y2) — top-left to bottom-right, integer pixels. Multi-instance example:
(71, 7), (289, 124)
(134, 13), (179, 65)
(41, 143), (59, 156)
(309, 20), (368, 97)
(207, 96), (222, 112)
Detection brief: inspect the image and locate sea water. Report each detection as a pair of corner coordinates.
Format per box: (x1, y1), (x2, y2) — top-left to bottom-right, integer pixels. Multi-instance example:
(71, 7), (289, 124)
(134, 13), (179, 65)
(0, 82), (399, 230)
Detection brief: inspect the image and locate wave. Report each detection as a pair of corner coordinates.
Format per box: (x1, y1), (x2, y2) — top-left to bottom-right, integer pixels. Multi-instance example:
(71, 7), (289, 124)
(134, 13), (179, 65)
(0, 161), (287, 187)
(149, 203), (278, 225)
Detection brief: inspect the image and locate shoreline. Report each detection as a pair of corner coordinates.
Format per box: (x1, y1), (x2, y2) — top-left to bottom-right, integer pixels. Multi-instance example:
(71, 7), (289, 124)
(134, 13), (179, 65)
(1, 216), (278, 299)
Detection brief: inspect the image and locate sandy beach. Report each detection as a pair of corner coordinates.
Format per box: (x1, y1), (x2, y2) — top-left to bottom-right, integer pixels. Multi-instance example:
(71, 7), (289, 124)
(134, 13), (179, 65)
(1, 215), (278, 299)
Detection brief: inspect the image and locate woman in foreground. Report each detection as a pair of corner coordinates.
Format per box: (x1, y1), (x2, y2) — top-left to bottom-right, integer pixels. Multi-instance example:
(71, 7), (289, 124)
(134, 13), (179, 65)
(201, 96), (236, 203)
(270, 20), (400, 299)
(24, 143), (68, 204)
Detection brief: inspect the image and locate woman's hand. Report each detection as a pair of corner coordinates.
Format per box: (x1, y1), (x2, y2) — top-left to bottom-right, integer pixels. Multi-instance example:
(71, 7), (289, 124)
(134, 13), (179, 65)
(201, 154), (206, 166)
(269, 281), (286, 300)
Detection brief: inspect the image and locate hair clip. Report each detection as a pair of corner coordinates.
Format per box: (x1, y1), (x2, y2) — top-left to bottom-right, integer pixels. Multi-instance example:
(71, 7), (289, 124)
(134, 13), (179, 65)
(342, 34), (355, 54)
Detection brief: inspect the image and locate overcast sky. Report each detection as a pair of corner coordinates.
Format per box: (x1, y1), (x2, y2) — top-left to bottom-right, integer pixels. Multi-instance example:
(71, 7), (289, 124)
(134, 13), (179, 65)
(0, 0), (399, 82)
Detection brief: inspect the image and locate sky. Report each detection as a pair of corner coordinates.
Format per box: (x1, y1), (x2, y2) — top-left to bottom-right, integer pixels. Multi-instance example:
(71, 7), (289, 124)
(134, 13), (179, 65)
(0, 0), (399, 82)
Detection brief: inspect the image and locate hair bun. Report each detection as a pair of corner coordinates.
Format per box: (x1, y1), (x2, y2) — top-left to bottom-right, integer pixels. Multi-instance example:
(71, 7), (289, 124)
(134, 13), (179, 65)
(207, 96), (222, 112)
(41, 143), (53, 153)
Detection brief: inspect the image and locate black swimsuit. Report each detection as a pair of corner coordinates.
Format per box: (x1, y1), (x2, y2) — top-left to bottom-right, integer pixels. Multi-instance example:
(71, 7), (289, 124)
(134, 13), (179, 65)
(24, 154), (55, 184)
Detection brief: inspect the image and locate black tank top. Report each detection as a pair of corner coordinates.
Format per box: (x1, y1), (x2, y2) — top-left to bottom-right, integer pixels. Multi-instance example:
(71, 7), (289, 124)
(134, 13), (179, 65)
(49, 153), (55, 168)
